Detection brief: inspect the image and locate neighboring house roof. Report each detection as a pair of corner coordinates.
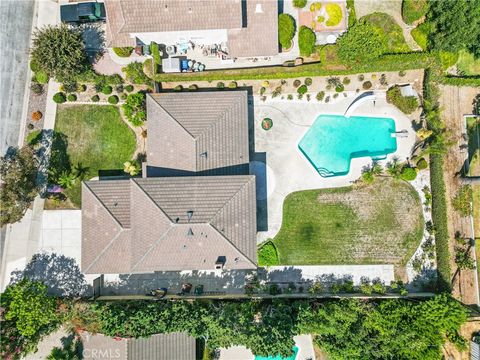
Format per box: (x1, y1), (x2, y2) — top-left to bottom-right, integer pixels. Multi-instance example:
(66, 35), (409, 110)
(146, 91), (249, 174)
(227, 0), (279, 57)
(104, 0), (243, 47)
(81, 332), (196, 360)
(81, 176), (257, 274)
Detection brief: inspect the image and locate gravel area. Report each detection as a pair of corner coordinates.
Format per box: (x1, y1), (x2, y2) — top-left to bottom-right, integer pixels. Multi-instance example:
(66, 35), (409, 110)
(23, 83), (48, 145)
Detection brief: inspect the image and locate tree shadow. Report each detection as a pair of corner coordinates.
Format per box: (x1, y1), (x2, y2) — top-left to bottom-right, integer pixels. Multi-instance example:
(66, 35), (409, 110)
(77, 22), (105, 63)
(9, 253), (91, 297)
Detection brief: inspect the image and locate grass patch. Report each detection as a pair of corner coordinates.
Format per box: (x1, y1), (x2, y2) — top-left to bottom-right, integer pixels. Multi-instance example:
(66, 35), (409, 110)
(272, 178), (424, 266)
(54, 105), (136, 206)
(411, 24), (428, 50)
(457, 50), (480, 76)
(362, 12), (410, 53)
(401, 0), (428, 25)
(258, 241), (279, 266)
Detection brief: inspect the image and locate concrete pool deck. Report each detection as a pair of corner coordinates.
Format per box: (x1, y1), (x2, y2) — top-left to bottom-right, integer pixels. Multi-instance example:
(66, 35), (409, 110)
(252, 92), (417, 242)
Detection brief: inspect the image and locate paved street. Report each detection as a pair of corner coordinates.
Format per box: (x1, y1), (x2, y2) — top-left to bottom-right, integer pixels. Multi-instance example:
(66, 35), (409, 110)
(0, 0), (35, 155)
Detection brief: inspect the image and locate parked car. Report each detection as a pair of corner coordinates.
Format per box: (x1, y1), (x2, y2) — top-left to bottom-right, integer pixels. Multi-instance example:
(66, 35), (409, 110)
(60, 2), (106, 24)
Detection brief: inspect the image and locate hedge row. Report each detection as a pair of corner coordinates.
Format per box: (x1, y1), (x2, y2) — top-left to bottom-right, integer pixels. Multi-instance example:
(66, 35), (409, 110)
(75, 69), (123, 85)
(153, 52), (433, 82)
(429, 153), (451, 292)
(438, 75), (480, 87)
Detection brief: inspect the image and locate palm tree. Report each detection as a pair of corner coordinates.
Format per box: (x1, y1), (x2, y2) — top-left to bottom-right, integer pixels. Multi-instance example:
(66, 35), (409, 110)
(58, 171), (76, 189)
(386, 158), (402, 179)
(73, 162), (89, 180)
(371, 161), (383, 176)
(123, 161), (140, 176)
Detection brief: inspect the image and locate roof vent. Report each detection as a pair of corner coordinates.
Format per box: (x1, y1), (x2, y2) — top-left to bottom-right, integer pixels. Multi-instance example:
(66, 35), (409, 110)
(200, 151), (207, 158)
(255, 4), (263, 13)
(164, 4), (168, 11)
(187, 228), (194, 236)
(188, 7), (192, 13)
(175, 217), (180, 223)
(187, 210), (193, 222)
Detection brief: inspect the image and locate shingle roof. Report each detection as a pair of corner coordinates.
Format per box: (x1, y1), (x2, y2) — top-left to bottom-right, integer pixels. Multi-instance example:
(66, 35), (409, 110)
(81, 176), (257, 274)
(227, 0), (279, 57)
(146, 92), (249, 174)
(81, 332), (196, 360)
(104, 0), (243, 47)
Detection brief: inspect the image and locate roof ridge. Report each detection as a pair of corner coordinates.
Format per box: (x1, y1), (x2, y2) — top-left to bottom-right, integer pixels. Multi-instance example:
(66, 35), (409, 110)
(149, 94), (195, 140)
(131, 179), (174, 223)
(208, 224), (257, 267)
(84, 227), (128, 273)
(83, 181), (127, 229)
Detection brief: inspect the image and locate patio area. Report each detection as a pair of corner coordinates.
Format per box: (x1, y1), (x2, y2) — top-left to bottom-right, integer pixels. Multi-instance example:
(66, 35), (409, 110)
(251, 93), (417, 242)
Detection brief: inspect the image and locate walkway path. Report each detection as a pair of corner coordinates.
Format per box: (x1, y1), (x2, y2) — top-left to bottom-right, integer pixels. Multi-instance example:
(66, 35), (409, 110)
(354, 0), (422, 51)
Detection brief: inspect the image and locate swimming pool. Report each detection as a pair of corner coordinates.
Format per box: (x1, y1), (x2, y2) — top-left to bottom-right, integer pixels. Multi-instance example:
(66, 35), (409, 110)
(299, 114), (397, 177)
(255, 346), (299, 360)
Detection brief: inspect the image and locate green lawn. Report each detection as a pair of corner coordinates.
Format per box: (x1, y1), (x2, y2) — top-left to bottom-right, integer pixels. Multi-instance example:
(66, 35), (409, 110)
(272, 178), (424, 266)
(362, 12), (411, 53)
(401, 0), (429, 25)
(457, 50), (480, 76)
(411, 23), (428, 51)
(54, 105), (136, 206)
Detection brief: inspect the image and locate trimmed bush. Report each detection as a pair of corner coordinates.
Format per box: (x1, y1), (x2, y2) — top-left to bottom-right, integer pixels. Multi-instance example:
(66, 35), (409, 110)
(298, 26), (316, 57)
(335, 84), (345, 92)
(77, 84), (87, 92)
(53, 92), (66, 104)
(125, 84), (134, 92)
(31, 111), (42, 121)
(278, 14), (296, 49)
(29, 59), (40, 72)
(108, 95), (119, 104)
(293, 79), (301, 88)
(62, 81), (78, 93)
(27, 123), (34, 131)
(115, 84), (124, 93)
(400, 166), (417, 181)
(67, 94), (77, 102)
(386, 85), (419, 114)
(120, 93), (128, 100)
(91, 95), (100, 102)
(35, 70), (49, 84)
(188, 84), (198, 91)
(297, 85), (308, 95)
(342, 77), (351, 85)
(113, 47), (133, 57)
(217, 82), (225, 89)
(261, 118), (273, 130)
(362, 81), (373, 90)
(293, 0), (307, 8)
(174, 85), (183, 91)
(150, 42), (161, 68)
(228, 81), (237, 89)
(102, 85), (113, 95)
(325, 3), (343, 26)
(30, 82), (44, 95)
(316, 91), (325, 101)
(416, 157), (428, 170)
(304, 77), (313, 86)
(258, 241), (279, 266)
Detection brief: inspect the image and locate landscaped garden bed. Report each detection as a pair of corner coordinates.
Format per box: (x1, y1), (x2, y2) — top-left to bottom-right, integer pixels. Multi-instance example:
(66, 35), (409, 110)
(270, 178), (424, 267)
(47, 105), (136, 208)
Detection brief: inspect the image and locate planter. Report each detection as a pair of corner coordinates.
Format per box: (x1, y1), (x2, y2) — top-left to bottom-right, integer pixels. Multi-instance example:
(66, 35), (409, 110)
(261, 118), (273, 131)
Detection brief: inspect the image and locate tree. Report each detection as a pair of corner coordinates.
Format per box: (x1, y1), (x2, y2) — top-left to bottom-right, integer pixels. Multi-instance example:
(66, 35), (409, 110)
(337, 21), (387, 63)
(123, 161), (140, 176)
(386, 86), (419, 114)
(0, 146), (39, 225)
(31, 25), (88, 81)
(427, 0), (480, 57)
(278, 14), (296, 49)
(298, 26), (316, 57)
(386, 157), (402, 179)
(57, 171), (77, 189)
(451, 185), (473, 216)
(122, 92), (146, 126)
(455, 247), (476, 270)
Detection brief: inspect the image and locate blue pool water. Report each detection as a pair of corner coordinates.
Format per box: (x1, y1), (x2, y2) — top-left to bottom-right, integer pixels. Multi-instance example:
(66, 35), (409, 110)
(255, 346), (299, 360)
(298, 114), (397, 177)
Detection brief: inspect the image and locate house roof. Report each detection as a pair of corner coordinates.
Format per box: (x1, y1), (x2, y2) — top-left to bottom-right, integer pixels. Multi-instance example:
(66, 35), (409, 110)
(104, 0), (243, 47)
(81, 176), (257, 274)
(80, 332), (196, 360)
(146, 91), (249, 174)
(227, 0), (279, 57)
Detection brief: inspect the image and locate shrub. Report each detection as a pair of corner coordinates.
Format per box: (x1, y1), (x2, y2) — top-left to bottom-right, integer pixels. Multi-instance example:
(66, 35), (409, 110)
(297, 85), (308, 95)
(258, 241), (279, 266)
(335, 84), (344, 92)
(124, 84), (134, 92)
(305, 77), (313, 86)
(102, 85), (113, 95)
(188, 84), (198, 91)
(123, 92), (146, 126)
(228, 81), (237, 89)
(35, 70), (49, 84)
(77, 84), (87, 92)
(120, 93), (127, 100)
(113, 47), (133, 57)
(259, 87), (266, 95)
(30, 82), (44, 95)
(62, 81), (77, 93)
(411, 23), (429, 51)
(293, 0), (307, 8)
(278, 14), (296, 49)
(115, 84), (124, 93)
(298, 26), (316, 57)
(386, 86), (419, 114)
(293, 79), (301, 88)
(399, 70), (406, 77)
(66, 94), (77, 101)
(452, 185), (473, 216)
(287, 94), (293, 100)
(416, 157), (428, 170)
(333, 93), (339, 98)
(380, 74), (388, 86)
(150, 42), (161, 68)
(362, 81), (372, 90)
(122, 62), (150, 85)
(91, 94), (100, 102)
(30, 59), (40, 72)
(27, 123), (34, 131)
(400, 166), (417, 181)
(31, 111), (42, 121)
(325, 3), (343, 26)
(358, 74), (365, 81)
(143, 58), (154, 78)
(52, 92), (66, 104)
(342, 77), (351, 85)
(217, 82), (225, 89)
(316, 91), (325, 101)
(317, 16), (325, 23)
(108, 95), (119, 104)
(262, 80), (270, 87)
(337, 22), (387, 63)
(402, 0), (429, 25)
(174, 85), (183, 91)
(325, 95), (330, 103)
